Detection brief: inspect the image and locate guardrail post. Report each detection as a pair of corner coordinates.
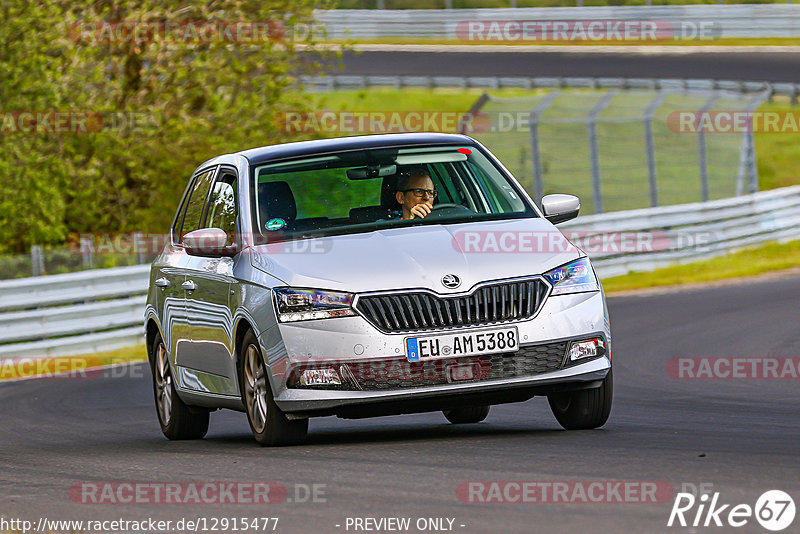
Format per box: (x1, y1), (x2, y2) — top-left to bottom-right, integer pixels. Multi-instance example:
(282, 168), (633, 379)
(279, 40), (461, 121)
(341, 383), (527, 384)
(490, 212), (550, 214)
(736, 92), (768, 195)
(31, 246), (44, 277)
(528, 91), (560, 205)
(746, 130), (759, 194)
(644, 92), (667, 207)
(587, 90), (616, 213)
(132, 232), (146, 265)
(459, 92), (490, 135)
(80, 237), (95, 269)
(697, 94), (718, 202)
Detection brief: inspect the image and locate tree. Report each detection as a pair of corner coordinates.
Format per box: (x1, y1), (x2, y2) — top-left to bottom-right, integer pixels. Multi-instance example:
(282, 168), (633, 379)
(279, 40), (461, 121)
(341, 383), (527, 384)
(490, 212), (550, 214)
(0, 0), (337, 253)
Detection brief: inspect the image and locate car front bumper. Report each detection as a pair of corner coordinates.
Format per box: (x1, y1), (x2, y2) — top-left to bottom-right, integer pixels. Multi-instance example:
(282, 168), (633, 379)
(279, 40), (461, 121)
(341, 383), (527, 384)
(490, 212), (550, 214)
(273, 355), (610, 415)
(263, 290), (611, 416)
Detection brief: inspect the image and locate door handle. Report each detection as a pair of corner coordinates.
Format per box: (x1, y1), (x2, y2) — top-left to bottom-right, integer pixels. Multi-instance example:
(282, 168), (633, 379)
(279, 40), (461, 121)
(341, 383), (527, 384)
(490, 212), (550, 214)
(155, 277), (171, 289)
(182, 280), (197, 292)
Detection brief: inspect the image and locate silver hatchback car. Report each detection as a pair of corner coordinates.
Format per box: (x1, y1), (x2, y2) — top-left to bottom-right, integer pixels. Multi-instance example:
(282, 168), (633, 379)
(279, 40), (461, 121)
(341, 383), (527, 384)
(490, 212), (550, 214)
(145, 133), (612, 446)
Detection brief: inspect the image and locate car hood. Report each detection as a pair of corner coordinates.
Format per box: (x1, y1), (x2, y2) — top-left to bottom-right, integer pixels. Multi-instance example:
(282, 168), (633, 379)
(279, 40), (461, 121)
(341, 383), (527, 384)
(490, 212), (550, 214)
(249, 218), (581, 294)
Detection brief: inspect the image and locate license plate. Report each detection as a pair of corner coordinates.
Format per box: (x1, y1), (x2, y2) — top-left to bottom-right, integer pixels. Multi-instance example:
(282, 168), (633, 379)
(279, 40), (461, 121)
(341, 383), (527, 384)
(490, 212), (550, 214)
(405, 327), (519, 362)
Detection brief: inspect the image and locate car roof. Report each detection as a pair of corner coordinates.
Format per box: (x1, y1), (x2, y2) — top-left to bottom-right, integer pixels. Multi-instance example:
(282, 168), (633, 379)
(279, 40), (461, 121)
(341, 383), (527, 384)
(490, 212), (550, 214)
(236, 133), (477, 166)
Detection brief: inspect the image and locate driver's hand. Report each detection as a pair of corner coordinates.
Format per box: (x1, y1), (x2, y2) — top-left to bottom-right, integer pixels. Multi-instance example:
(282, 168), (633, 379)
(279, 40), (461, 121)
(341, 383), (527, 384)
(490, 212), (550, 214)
(409, 203), (432, 219)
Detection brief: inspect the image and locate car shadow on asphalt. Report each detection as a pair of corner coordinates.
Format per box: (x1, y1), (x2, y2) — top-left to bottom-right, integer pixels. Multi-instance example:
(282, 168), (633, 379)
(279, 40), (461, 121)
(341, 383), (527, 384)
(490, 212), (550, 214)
(197, 420), (573, 448)
(304, 423), (567, 446)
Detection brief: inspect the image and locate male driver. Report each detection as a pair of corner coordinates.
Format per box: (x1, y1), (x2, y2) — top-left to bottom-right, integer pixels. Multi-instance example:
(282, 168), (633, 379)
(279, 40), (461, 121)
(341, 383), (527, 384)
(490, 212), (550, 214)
(395, 167), (437, 219)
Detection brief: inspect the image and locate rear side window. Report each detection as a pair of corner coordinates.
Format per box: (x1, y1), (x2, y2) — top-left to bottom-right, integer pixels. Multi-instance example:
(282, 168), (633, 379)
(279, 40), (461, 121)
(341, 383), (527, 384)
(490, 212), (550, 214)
(179, 168), (216, 240)
(171, 179), (194, 243)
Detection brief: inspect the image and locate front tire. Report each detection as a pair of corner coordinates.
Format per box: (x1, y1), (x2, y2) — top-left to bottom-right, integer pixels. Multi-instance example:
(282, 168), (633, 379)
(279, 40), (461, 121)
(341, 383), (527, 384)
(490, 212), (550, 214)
(240, 330), (308, 446)
(548, 369), (613, 430)
(443, 405), (490, 424)
(150, 334), (209, 440)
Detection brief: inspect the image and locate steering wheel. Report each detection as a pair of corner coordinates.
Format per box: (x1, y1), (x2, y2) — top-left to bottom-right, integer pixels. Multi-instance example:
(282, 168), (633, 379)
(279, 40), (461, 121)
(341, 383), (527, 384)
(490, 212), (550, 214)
(425, 203), (472, 218)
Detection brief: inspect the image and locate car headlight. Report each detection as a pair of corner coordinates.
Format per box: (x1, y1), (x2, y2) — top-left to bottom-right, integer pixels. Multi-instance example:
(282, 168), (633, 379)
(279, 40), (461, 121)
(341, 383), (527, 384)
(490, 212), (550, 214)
(543, 257), (599, 295)
(273, 287), (356, 322)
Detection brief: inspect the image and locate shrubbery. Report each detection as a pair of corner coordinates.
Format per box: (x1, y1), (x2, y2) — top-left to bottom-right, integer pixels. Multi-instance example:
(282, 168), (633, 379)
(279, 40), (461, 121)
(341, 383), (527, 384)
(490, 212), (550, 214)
(0, 0), (336, 254)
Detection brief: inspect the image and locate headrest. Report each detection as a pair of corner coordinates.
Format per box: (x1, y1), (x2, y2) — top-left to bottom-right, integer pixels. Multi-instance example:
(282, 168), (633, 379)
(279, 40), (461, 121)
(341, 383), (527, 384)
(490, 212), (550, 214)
(257, 181), (297, 226)
(380, 175), (401, 209)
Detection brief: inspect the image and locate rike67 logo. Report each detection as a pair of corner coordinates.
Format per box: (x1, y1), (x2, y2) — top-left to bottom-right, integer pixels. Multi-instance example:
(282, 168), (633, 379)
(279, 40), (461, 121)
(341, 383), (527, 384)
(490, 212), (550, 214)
(668, 489), (795, 531)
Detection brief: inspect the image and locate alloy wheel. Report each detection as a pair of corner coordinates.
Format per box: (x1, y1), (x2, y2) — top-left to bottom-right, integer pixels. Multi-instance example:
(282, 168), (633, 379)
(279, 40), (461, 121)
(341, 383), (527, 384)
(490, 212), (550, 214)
(154, 342), (172, 425)
(244, 344), (268, 434)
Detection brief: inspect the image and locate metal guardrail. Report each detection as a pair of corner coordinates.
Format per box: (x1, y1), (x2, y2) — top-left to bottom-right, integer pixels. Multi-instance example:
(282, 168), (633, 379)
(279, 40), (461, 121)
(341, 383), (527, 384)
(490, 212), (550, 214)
(300, 75), (800, 102)
(567, 185), (800, 278)
(317, 5), (800, 39)
(0, 265), (150, 360)
(1, 187), (799, 360)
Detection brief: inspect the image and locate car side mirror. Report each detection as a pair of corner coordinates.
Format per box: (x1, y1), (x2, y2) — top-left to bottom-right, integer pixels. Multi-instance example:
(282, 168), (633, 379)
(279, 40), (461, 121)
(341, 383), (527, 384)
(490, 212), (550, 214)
(183, 228), (237, 257)
(541, 194), (580, 224)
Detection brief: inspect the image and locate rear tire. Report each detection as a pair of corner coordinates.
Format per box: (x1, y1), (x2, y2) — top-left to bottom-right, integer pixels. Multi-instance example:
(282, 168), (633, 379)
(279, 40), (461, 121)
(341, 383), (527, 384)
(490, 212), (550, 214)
(548, 369), (613, 430)
(443, 405), (490, 424)
(240, 330), (308, 446)
(150, 333), (209, 440)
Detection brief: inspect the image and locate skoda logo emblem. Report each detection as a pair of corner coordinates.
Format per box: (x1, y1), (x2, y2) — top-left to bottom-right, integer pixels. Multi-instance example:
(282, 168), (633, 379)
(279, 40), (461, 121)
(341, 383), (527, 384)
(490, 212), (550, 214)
(441, 274), (461, 289)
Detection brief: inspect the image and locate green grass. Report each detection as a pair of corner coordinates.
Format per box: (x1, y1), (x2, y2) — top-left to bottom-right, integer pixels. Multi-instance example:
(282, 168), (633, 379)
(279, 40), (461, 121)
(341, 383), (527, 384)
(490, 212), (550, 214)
(601, 240), (800, 293)
(0, 345), (147, 380)
(308, 87), (482, 113)
(753, 99), (800, 191)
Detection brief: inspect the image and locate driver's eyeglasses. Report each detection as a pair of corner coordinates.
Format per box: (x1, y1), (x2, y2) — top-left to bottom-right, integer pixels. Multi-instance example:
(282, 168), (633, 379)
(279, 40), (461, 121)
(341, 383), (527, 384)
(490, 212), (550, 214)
(403, 188), (438, 198)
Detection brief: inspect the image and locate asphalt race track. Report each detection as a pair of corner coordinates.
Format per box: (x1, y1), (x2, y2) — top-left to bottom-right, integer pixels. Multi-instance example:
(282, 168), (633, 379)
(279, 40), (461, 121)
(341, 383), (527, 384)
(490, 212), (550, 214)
(2, 274), (798, 534)
(333, 49), (800, 83)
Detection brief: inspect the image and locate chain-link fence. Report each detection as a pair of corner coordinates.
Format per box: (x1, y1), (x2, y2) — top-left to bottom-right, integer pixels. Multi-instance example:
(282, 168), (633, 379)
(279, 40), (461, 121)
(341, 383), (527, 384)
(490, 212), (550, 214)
(464, 88), (766, 213)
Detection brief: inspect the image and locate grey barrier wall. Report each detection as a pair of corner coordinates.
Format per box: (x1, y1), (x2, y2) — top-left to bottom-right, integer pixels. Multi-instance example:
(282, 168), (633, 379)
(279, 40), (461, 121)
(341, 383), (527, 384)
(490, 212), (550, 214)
(316, 5), (800, 39)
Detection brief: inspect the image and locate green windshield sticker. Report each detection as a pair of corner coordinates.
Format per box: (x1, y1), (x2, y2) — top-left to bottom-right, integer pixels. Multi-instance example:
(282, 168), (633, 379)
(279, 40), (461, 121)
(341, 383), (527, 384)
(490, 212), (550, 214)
(265, 218), (285, 231)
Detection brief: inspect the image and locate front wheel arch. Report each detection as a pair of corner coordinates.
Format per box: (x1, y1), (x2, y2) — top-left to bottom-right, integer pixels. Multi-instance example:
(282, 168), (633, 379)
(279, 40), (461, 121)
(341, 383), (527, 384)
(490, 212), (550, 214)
(233, 318), (257, 402)
(145, 318), (161, 364)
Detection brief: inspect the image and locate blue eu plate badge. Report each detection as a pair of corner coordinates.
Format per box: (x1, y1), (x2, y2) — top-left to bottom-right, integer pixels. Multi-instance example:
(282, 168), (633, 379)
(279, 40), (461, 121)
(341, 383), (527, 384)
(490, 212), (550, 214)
(406, 338), (420, 362)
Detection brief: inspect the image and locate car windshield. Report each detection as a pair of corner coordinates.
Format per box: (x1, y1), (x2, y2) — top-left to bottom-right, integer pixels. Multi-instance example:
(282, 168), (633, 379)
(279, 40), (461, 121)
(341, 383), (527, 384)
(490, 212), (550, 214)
(251, 144), (535, 242)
